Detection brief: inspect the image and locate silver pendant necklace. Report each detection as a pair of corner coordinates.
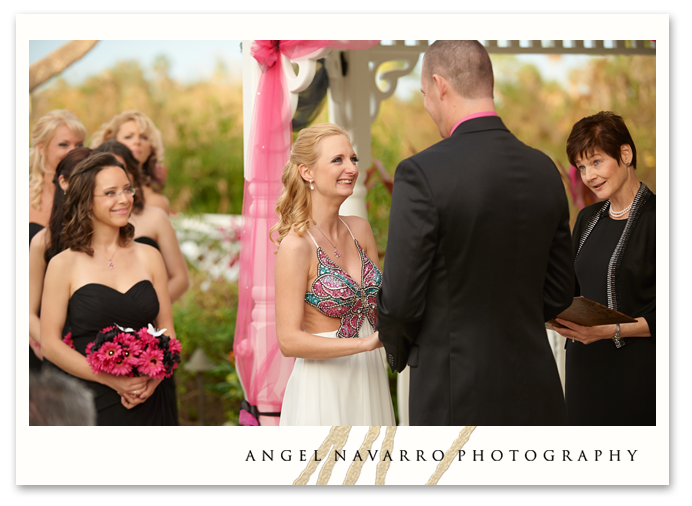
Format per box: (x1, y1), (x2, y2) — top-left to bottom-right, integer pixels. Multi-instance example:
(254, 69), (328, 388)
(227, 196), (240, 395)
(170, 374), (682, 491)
(95, 244), (118, 269)
(313, 222), (341, 258)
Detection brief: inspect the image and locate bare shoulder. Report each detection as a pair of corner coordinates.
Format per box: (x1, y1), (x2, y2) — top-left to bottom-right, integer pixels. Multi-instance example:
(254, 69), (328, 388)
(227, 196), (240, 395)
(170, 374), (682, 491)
(145, 191), (171, 214)
(340, 215), (374, 240)
(142, 204), (170, 224)
(130, 239), (164, 264)
(277, 228), (313, 258)
(46, 248), (79, 273)
(30, 227), (50, 252)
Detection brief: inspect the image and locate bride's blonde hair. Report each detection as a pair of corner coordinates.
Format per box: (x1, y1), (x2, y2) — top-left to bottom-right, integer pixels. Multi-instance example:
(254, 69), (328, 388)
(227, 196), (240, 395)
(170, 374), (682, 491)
(271, 123), (350, 246)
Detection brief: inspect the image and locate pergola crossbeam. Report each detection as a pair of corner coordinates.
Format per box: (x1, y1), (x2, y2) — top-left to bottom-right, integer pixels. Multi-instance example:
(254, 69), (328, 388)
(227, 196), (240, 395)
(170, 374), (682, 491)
(482, 39), (656, 55)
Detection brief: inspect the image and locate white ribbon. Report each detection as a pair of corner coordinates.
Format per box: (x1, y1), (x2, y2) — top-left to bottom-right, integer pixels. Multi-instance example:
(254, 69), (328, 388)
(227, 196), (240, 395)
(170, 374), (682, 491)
(147, 323), (167, 336)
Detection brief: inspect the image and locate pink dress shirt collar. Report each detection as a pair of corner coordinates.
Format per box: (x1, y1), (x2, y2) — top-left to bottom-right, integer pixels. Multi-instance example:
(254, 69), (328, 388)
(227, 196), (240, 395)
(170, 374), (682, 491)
(449, 111), (498, 137)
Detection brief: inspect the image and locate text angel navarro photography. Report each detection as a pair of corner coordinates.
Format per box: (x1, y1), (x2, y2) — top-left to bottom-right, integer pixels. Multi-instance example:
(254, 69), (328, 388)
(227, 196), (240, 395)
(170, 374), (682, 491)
(245, 448), (640, 463)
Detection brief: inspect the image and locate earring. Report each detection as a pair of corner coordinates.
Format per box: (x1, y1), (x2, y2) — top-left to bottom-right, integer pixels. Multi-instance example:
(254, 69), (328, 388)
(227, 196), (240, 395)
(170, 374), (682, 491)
(309, 180), (314, 190)
(63, 190), (66, 195)
(626, 162), (631, 167)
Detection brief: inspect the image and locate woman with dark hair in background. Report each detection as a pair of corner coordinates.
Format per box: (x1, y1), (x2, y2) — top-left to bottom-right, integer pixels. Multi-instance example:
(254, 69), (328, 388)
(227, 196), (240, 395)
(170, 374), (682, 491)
(556, 111), (655, 425)
(29, 147), (93, 372)
(41, 153), (177, 425)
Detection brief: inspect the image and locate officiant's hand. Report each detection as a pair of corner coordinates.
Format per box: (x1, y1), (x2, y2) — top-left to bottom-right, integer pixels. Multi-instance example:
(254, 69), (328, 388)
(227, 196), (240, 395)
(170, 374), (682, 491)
(554, 319), (615, 345)
(361, 331), (384, 352)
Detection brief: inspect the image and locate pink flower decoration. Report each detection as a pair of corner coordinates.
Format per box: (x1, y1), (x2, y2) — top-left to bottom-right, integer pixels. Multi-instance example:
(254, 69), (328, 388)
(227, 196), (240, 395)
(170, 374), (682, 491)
(97, 342), (122, 375)
(136, 328), (158, 349)
(109, 358), (133, 377)
(97, 342), (121, 361)
(138, 348), (166, 379)
(62, 332), (75, 350)
(168, 337), (182, 355)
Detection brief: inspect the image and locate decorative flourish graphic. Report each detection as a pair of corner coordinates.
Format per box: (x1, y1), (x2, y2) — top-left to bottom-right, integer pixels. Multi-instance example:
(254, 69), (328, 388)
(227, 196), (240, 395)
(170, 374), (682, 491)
(426, 426), (476, 485)
(293, 426), (352, 485)
(343, 426), (381, 485)
(293, 425), (476, 485)
(375, 426), (397, 485)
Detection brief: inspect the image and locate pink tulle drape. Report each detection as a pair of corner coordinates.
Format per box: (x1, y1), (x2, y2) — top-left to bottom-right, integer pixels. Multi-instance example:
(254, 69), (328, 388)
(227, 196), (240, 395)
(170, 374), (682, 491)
(233, 40), (380, 425)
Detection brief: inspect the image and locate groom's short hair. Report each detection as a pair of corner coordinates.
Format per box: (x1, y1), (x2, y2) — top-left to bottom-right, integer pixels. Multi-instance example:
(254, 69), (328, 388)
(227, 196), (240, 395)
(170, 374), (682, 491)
(422, 40), (494, 100)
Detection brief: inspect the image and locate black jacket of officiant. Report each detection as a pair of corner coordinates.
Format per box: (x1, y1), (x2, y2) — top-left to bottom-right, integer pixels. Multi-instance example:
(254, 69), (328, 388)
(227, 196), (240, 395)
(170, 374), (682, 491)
(377, 116), (574, 426)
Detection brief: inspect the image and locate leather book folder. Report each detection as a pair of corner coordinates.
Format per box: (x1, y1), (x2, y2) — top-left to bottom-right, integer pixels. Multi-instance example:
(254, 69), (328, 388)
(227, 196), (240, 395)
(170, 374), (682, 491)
(546, 296), (638, 329)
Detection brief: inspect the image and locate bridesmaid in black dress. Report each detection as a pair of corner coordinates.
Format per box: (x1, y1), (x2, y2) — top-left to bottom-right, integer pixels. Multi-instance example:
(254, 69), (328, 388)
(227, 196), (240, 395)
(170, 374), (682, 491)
(555, 112), (655, 425)
(94, 140), (189, 423)
(29, 148), (94, 372)
(41, 153), (177, 425)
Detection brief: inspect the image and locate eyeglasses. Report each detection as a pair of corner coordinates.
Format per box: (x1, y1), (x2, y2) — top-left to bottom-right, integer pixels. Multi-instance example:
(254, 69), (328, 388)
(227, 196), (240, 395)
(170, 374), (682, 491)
(94, 188), (136, 199)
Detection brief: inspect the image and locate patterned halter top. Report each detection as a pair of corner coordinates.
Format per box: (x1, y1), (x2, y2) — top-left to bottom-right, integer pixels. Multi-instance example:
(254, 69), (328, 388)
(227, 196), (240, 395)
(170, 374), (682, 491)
(304, 218), (382, 338)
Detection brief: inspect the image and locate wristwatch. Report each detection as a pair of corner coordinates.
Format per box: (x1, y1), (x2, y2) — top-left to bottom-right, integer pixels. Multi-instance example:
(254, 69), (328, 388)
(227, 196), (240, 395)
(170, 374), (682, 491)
(612, 323), (625, 348)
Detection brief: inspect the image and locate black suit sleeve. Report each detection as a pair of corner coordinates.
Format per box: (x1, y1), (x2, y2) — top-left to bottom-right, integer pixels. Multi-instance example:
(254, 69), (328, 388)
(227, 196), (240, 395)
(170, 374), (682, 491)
(376, 158), (439, 373)
(543, 191), (575, 322)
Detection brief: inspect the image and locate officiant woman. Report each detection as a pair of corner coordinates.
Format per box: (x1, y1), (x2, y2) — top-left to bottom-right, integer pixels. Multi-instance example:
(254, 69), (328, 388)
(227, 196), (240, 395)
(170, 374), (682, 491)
(556, 111), (655, 425)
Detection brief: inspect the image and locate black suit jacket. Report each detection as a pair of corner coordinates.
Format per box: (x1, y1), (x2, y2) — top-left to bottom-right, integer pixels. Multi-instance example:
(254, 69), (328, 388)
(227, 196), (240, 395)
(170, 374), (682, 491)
(376, 116), (574, 426)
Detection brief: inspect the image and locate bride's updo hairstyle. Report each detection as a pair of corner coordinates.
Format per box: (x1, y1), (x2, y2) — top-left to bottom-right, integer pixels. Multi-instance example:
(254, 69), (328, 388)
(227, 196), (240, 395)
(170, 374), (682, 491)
(62, 152), (135, 256)
(271, 123), (350, 246)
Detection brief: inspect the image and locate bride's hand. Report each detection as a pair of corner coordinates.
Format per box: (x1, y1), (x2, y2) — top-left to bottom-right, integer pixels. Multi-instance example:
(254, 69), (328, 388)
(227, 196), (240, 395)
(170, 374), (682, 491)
(361, 331), (383, 352)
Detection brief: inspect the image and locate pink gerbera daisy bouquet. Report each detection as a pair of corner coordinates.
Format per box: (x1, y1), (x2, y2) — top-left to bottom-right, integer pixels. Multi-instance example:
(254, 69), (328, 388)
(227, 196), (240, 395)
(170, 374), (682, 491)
(85, 324), (181, 379)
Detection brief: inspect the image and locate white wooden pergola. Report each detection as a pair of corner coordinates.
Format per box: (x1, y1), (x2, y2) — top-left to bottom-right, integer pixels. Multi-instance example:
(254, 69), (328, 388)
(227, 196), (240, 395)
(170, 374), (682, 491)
(243, 39), (655, 217)
(240, 40), (656, 425)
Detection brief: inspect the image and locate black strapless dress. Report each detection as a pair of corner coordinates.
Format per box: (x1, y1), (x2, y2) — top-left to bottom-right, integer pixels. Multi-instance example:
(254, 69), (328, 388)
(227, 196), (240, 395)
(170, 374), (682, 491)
(134, 236), (159, 250)
(133, 236), (179, 425)
(44, 280), (177, 425)
(29, 222), (44, 246)
(29, 222), (44, 372)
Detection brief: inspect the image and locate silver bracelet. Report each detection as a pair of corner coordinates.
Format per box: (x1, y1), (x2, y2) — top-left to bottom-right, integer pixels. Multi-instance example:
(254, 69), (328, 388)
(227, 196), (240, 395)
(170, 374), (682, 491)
(612, 323), (625, 348)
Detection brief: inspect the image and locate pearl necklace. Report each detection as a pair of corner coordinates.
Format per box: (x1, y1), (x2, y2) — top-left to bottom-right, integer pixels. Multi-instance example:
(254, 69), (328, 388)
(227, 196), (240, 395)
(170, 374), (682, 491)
(609, 201), (632, 218)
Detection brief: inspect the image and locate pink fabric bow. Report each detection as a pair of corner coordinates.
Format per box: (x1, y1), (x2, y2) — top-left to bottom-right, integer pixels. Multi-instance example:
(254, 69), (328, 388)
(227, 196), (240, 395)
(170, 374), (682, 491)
(238, 409), (259, 426)
(233, 40), (379, 426)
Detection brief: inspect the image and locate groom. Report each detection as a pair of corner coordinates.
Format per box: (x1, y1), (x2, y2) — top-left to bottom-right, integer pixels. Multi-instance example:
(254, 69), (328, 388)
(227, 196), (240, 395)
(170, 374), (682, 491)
(376, 40), (574, 426)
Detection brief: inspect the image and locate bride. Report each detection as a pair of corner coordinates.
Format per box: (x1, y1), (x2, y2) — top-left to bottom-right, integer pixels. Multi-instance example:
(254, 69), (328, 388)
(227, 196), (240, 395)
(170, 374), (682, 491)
(273, 123), (395, 426)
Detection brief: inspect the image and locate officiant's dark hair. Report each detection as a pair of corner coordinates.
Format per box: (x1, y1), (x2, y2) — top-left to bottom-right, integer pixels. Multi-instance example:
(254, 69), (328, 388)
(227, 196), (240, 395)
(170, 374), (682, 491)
(422, 40), (494, 99)
(566, 111), (638, 170)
